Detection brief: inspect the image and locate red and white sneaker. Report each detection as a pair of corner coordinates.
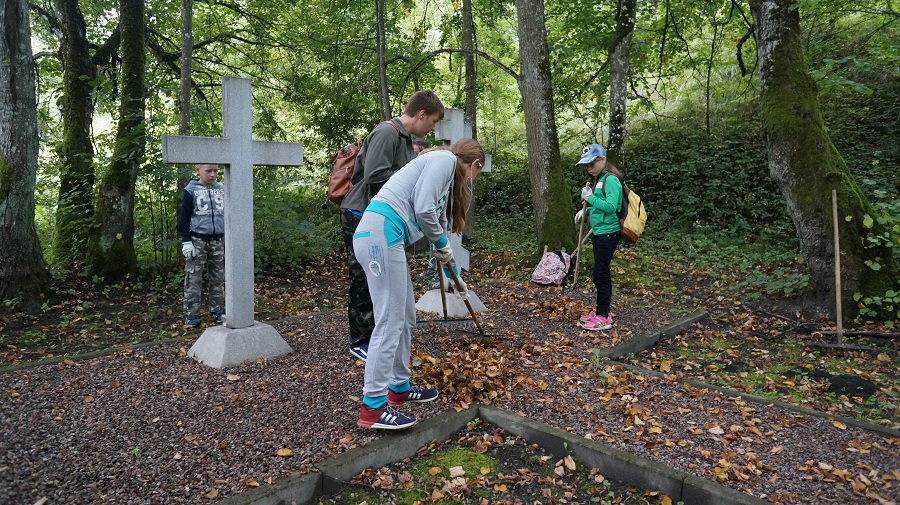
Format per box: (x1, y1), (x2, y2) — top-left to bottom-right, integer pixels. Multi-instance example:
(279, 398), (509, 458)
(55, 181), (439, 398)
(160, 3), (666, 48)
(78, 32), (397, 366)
(578, 311), (596, 323)
(358, 404), (417, 430)
(582, 313), (613, 331)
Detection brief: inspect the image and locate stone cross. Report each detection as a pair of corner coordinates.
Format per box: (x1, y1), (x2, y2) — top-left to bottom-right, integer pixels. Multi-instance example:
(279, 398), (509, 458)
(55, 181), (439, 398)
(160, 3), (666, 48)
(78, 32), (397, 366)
(416, 108), (489, 317)
(162, 76), (302, 368)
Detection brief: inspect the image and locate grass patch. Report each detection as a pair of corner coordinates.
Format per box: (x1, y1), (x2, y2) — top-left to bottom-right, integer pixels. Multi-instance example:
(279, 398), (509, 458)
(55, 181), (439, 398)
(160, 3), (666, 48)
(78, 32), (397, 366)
(319, 419), (680, 505)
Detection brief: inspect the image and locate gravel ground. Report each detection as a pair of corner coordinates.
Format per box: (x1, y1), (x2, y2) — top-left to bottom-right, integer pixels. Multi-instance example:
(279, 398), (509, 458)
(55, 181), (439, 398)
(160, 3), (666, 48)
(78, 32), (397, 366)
(1, 280), (897, 504)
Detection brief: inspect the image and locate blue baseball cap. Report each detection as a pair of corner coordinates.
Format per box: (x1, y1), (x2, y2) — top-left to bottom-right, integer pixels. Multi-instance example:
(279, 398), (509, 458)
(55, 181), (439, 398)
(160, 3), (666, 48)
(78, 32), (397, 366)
(576, 144), (607, 165)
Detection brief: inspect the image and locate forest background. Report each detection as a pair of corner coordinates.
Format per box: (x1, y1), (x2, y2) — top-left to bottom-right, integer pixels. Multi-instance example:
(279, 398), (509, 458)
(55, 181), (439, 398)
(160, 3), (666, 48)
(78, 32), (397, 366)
(0, 0), (898, 331)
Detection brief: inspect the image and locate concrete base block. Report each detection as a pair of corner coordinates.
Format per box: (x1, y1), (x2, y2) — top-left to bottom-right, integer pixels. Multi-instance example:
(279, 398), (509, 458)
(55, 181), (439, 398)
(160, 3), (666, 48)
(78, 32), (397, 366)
(189, 322), (293, 369)
(415, 289), (487, 318)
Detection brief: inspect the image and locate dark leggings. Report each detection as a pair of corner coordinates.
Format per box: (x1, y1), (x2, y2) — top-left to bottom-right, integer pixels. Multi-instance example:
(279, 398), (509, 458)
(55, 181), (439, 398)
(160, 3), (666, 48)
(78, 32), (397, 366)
(341, 209), (374, 347)
(591, 231), (621, 318)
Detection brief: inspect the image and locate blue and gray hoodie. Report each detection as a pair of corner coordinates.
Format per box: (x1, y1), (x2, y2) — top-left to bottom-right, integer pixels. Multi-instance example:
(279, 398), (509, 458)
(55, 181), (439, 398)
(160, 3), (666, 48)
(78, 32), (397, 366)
(178, 179), (225, 241)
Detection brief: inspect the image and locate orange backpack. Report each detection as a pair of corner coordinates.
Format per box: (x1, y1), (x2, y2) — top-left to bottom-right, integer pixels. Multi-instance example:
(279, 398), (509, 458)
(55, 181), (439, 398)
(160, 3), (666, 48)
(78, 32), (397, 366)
(326, 144), (360, 205)
(326, 121), (400, 205)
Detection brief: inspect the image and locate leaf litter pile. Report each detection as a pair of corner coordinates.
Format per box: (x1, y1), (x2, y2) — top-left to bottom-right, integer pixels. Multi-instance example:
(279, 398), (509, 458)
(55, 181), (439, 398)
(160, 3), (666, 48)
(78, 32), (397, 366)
(1, 270), (898, 504)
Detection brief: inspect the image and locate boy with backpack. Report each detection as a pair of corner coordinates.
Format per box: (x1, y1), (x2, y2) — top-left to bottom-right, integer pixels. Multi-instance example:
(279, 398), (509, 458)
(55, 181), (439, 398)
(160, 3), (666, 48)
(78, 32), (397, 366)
(340, 91), (445, 361)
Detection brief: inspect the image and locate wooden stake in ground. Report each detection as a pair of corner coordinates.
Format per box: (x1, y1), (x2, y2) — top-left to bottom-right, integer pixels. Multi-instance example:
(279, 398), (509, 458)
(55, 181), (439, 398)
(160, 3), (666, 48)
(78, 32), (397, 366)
(832, 189), (843, 345)
(573, 180), (591, 286)
(808, 190), (874, 352)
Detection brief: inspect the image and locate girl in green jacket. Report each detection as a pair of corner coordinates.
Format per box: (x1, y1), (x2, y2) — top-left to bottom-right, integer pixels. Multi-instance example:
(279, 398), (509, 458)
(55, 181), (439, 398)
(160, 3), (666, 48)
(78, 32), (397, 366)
(574, 144), (622, 331)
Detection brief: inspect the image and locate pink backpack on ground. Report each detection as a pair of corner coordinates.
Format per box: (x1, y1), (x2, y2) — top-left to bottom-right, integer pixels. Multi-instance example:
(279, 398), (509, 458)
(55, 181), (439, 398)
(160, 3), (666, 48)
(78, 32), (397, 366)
(531, 249), (572, 286)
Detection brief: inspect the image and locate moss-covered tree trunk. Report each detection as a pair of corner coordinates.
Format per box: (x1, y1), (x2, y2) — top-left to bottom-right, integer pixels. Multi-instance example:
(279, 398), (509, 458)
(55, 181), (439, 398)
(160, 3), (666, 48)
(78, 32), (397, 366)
(750, 0), (897, 319)
(87, 0), (145, 281)
(51, 0), (96, 264)
(0, 0), (50, 308)
(515, 0), (576, 255)
(607, 0), (636, 168)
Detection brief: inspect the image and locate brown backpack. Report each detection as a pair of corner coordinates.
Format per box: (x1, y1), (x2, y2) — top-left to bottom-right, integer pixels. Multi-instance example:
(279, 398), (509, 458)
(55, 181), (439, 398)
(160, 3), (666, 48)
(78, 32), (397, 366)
(326, 121), (400, 205)
(326, 144), (360, 205)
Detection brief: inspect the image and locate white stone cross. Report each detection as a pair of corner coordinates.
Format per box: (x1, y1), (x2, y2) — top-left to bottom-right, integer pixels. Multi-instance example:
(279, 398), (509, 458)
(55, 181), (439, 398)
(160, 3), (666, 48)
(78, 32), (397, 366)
(162, 76), (302, 368)
(416, 108), (489, 317)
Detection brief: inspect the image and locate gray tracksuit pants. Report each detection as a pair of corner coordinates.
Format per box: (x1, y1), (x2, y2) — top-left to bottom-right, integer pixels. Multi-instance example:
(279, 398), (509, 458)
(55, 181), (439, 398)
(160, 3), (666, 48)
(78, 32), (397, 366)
(352, 212), (416, 399)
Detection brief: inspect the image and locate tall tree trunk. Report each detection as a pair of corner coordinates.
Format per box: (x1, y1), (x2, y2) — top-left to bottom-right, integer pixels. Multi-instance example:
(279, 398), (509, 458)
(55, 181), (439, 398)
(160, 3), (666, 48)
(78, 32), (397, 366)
(0, 0), (50, 308)
(515, 0), (575, 254)
(176, 0), (193, 198)
(375, 0), (391, 119)
(750, 0), (897, 318)
(87, 0), (146, 281)
(52, 0), (96, 263)
(607, 0), (636, 168)
(462, 0), (477, 138)
(461, 0), (478, 238)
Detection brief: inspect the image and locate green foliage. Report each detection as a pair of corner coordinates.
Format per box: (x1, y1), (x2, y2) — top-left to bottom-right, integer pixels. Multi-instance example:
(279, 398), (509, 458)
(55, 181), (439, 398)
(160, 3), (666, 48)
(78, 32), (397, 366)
(625, 111), (794, 234)
(254, 172), (341, 272)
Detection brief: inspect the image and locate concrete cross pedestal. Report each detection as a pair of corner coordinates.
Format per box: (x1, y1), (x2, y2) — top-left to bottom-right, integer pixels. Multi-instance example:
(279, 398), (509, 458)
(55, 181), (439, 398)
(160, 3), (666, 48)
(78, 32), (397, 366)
(416, 108), (488, 317)
(162, 76), (302, 368)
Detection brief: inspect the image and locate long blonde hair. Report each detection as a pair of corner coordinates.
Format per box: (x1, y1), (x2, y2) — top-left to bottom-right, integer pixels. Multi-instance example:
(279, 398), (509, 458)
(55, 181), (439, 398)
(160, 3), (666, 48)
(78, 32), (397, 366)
(450, 139), (484, 234)
(420, 139), (484, 234)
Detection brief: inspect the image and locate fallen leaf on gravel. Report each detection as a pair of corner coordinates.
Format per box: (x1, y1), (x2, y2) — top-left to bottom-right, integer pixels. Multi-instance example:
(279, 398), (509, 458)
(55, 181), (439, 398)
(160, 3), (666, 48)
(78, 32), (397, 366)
(494, 483), (507, 492)
(564, 455), (576, 470)
(226, 374), (240, 381)
(243, 479), (260, 487)
(203, 489), (218, 499)
(33, 499), (47, 505)
(173, 453), (182, 460)
(769, 445), (784, 455)
(833, 421), (847, 430)
(276, 448), (294, 457)
(707, 425), (724, 435)
(83, 396), (93, 403)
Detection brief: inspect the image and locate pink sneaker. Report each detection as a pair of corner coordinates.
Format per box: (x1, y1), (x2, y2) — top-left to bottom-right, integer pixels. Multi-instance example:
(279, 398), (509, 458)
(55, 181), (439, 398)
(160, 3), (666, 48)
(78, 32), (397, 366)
(579, 311), (596, 323)
(582, 313), (612, 331)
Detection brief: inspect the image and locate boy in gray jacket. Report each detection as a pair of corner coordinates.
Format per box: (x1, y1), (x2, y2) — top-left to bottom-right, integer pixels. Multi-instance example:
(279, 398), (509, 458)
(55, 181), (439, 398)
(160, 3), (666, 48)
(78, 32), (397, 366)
(177, 164), (225, 327)
(340, 90), (444, 361)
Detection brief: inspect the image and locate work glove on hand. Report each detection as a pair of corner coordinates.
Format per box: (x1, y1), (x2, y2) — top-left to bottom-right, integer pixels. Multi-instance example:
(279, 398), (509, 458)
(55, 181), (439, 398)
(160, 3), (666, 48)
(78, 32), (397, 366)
(574, 209), (584, 224)
(581, 186), (594, 201)
(182, 242), (196, 259)
(442, 265), (468, 300)
(433, 244), (453, 263)
(452, 275), (469, 300)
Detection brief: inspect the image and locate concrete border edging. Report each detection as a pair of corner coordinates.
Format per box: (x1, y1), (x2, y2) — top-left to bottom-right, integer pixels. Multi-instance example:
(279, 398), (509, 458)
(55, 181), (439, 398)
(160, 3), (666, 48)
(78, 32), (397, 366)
(595, 310), (708, 360)
(215, 472), (321, 505)
(216, 408), (478, 505)
(315, 408), (479, 495)
(477, 405), (770, 505)
(608, 361), (900, 439)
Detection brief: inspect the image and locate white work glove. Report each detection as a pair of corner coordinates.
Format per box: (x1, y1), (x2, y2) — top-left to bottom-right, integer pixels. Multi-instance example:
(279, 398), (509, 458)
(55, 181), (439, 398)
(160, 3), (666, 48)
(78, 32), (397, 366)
(581, 186), (594, 201)
(433, 244), (453, 263)
(574, 209), (584, 224)
(182, 242), (196, 259)
(452, 274), (469, 300)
